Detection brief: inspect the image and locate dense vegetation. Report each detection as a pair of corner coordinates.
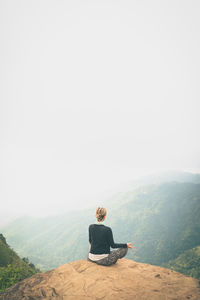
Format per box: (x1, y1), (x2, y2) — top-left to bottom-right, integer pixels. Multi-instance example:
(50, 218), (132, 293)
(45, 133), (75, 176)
(0, 234), (40, 292)
(163, 246), (200, 279)
(1, 174), (200, 280)
(0, 234), (19, 267)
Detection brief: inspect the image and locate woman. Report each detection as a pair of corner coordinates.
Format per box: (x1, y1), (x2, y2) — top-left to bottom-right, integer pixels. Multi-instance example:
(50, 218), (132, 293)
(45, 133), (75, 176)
(88, 207), (134, 266)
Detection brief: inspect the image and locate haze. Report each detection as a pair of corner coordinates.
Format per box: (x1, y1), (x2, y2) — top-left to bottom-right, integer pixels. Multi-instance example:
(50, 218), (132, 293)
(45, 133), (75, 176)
(0, 0), (199, 219)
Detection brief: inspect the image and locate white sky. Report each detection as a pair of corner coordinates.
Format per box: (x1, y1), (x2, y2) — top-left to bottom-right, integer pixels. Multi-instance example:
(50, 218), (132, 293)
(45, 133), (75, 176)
(0, 0), (200, 217)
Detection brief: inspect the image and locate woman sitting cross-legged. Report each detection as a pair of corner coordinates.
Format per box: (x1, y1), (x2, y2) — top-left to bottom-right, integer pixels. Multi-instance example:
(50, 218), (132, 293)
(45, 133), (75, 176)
(88, 207), (134, 266)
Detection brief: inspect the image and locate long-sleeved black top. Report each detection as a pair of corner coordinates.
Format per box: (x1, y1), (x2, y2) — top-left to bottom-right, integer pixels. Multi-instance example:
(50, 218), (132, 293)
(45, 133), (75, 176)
(89, 224), (127, 254)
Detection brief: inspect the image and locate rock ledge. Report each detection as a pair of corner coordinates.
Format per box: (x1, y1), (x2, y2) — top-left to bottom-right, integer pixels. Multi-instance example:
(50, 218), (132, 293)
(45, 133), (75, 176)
(0, 259), (200, 299)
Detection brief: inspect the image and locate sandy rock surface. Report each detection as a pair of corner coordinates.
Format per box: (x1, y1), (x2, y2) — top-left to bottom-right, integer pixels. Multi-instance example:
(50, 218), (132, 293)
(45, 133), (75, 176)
(0, 259), (200, 300)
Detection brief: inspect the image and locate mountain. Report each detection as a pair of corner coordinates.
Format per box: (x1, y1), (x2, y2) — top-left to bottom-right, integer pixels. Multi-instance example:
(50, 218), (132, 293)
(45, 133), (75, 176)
(109, 182), (200, 266)
(0, 259), (200, 300)
(1, 181), (200, 278)
(0, 234), (40, 292)
(1, 210), (95, 270)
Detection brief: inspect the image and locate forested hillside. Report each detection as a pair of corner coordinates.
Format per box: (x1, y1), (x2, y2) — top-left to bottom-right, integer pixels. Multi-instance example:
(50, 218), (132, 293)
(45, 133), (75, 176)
(1, 181), (200, 280)
(0, 234), (40, 292)
(110, 182), (200, 265)
(163, 246), (200, 279)
(0, 234), (19, 267)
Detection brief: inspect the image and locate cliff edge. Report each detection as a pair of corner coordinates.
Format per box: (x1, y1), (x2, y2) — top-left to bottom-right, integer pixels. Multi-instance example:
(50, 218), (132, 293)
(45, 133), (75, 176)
(0, 259), (200, 300)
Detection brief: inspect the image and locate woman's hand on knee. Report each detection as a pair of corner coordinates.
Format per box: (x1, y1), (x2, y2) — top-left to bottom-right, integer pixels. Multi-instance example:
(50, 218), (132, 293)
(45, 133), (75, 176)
(127, 242), (134, 249)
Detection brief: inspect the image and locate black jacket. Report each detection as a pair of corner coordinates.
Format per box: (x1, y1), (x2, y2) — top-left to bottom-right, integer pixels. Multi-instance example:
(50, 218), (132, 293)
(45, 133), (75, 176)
(89, 224), (127, 254)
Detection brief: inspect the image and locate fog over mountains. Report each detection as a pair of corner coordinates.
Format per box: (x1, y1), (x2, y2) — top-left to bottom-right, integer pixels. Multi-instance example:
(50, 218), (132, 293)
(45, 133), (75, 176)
(1, 170), (199, 227)
(1, 171), (200, 280)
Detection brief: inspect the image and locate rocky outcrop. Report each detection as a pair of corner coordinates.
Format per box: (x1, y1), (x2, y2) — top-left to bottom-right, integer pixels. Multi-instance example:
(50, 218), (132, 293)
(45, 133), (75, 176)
(0, 259), (200, 299)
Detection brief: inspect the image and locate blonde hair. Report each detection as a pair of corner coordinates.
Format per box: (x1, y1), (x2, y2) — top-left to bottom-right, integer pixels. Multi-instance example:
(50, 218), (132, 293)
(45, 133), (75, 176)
(96, 207), (107, 222)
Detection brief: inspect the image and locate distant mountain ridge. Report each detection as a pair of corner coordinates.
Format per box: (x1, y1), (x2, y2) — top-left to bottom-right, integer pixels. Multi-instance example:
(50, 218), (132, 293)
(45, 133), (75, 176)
(134, 170), (200, 185)
(1, 172), (200, 280)
(111, 170), (200, 193)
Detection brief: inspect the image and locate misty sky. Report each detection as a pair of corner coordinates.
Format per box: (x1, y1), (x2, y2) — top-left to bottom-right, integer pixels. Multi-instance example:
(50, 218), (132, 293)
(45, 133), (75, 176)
(0, 0), (199, 217)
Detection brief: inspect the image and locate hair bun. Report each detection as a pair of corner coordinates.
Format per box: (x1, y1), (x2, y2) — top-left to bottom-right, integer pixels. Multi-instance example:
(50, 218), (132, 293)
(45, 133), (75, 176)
(96, 207), (107, 222)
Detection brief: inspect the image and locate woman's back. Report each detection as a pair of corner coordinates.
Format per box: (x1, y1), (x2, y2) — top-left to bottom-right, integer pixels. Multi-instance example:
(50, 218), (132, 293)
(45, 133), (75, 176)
(89, 223), (127, 254)
(89, 224), (109, 254)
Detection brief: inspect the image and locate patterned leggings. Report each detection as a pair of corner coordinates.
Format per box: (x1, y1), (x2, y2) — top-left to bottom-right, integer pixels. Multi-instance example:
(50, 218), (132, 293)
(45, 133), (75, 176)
(88, 247), (128, 266)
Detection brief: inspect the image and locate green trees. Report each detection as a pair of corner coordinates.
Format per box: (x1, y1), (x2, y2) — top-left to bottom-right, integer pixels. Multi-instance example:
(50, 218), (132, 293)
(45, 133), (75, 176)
(0, 236), (19, 268)
(163, 246), (200, 279)
(0, 235), (40, 292)
(0, 261), (38, 292)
